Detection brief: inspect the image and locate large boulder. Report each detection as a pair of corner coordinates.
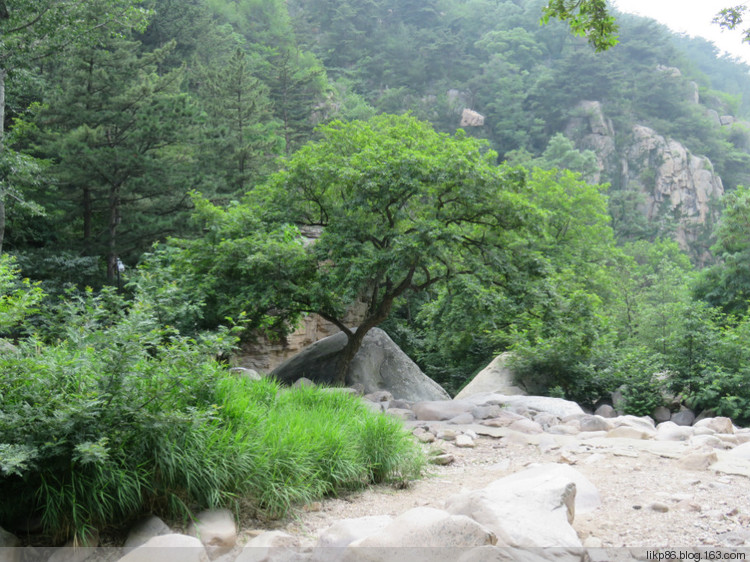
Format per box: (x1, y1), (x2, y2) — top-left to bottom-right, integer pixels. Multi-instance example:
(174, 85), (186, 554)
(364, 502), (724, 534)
(272, 328), (450, 401)
(455, 353), (526, 399)
(444, 464), (594, 548)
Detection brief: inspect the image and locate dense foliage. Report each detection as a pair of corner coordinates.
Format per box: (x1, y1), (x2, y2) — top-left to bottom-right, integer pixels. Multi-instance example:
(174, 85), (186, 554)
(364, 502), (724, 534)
(0, 255), (422, 543)
(7, 0), (750, 546)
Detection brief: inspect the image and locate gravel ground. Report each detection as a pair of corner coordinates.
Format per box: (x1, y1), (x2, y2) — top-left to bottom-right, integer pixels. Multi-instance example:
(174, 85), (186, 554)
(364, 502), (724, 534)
(255, 432), (750, 550)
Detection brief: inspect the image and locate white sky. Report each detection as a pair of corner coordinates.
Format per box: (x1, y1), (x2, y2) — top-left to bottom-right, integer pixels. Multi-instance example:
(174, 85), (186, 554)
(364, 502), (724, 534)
(612, 0), (750, 63)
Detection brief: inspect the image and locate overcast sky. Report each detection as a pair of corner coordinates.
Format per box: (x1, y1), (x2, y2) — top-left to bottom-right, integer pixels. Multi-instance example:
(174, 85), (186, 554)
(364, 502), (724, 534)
(612, 0), (750, 63)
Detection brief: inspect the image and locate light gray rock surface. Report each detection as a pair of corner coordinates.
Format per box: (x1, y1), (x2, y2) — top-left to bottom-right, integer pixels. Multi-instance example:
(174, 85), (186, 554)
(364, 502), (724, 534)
(117, 534), (209, 562)
(187, 509), (237, 558)
(455, 353), (526, 399)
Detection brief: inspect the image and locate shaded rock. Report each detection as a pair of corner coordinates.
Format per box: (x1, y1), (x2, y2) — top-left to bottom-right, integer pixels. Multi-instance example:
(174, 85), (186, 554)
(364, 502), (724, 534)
(413, 400), (475, 421)
(431, 453), (455, 465)
(292, 377), (315, 388)
(117, 534), (209, 562)
(187, 509), (237, 558)
(481, 410), (528, 427)
(533, 413), (560, 430)
(578, 415), (612, 432)
(436, 428), (458, 441)
(124, 516), (172, 548)
(547, 424), (581, 436)
(0, 526), (20, 548)
(459, 108), (486, 128)
(689, 435), (726, 449)
(364, 390), (393, 403)
(229, 367), (262, 381)
(671, 407), (696, 427)
(606, 426), (652, 440)
(272, 328), (450, 401)
(471, 405), (503, 420)
(652, 406), (672, 424)
(455, 353), (525, 399)
(593, 404), (615, 418)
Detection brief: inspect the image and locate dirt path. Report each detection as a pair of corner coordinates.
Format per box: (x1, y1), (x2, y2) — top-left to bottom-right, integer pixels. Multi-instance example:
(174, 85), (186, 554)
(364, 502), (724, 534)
(257, 433), (750, 549)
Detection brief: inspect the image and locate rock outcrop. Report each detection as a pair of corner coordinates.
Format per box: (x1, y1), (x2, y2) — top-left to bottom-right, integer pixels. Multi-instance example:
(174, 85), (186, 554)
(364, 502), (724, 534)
(566, 100), (724, 261)
(272, 328), (451, 402)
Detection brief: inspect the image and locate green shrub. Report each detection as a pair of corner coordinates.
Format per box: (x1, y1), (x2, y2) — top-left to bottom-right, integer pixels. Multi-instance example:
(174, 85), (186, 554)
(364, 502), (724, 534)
(0, 275), (423, 543)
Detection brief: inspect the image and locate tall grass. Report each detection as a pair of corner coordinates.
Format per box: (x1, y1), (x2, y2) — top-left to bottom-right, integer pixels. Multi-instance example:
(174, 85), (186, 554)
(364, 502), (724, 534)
(1, 346), (422, 543)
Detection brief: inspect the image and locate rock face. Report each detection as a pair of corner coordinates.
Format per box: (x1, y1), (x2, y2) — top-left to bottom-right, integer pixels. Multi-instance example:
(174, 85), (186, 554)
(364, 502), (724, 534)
(455, 353), (526, 399)
(272, 328), (450, 402)
(444, 464), (586, 548)
(566, 100), (724, 261)
(460, 108), (485, 127)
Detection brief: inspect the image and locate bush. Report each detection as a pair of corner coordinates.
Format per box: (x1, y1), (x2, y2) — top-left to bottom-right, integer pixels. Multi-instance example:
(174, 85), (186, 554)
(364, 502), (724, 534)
(0, 273), (422, 544)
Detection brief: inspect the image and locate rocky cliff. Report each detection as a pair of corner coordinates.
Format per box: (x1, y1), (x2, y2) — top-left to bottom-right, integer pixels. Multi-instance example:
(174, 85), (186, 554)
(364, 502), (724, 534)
(566, 100), (724, 261)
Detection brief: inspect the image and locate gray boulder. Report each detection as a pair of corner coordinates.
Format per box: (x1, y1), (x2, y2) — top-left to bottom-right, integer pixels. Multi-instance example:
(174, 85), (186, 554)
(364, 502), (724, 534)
(671, 407), (696, 427)
(272, 328), (449, 401)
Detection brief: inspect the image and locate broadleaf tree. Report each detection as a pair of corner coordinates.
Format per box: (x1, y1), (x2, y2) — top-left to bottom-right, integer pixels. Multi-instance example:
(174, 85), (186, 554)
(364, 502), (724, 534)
(165, 114), (540, 384)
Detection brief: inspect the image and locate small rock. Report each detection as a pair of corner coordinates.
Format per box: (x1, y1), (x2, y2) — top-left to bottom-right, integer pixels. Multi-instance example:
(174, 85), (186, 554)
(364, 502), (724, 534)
(650, 502), (670, 513)
(364, 390), (394, 403)
(606, 426), (651, 440)
(303, 502), (323, 512)
(508, 419), (544, 434)
(187, 509), (237, 558)
(292, 377), (316, 388)
(652, 406), (672, 424)
(679, 450), (719, 471)
(579, 415), (612, 432)
(436, 429), (458, 441)
(671, 407), (696, 426)
(455, 435), (476, 448)
(584, 536), (603, 548)
(415, 431), (436, 443)
(386, 407), (416, 421)
(431, 453), (455, 465)
(594, 404), (616, 418)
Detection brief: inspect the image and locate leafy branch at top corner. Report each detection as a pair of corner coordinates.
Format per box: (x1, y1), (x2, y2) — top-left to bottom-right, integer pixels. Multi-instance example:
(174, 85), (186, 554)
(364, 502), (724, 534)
(541, 0), (619, 52)
(714, 5), (750, 43)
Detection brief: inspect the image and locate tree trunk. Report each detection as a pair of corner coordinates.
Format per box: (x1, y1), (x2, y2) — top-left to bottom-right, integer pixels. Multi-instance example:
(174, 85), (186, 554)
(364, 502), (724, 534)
(107, 182), (120, 283)
(331, 327), (371, 386)
(0, 68), (6, 254)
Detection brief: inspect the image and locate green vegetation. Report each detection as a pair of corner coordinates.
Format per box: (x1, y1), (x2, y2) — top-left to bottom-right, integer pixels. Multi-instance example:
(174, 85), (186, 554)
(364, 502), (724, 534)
(0, 256), (421, 543)
(7, 0), (750, 547)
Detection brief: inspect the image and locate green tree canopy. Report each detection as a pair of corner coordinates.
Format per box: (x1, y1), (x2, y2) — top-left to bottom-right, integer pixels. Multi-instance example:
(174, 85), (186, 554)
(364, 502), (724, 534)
(164, 114), (539, 383)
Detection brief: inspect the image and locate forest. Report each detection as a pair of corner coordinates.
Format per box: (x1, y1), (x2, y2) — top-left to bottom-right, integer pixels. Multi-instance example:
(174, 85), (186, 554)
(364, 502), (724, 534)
(5, 0), (750, 544)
